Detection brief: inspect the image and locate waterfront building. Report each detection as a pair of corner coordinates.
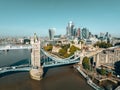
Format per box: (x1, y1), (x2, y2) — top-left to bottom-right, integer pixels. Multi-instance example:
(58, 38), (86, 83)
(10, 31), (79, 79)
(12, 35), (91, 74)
(76, 45), (120, 68)
(98, 47), (120, 68)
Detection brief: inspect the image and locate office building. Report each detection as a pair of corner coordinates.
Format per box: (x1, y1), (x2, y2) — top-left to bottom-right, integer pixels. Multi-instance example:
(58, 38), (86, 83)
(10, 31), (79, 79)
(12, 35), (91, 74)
(82, 28), (89, 39)
(66, 21), (74, 37)
(49, 28), (55, 40)
(77, 28), (81, 39)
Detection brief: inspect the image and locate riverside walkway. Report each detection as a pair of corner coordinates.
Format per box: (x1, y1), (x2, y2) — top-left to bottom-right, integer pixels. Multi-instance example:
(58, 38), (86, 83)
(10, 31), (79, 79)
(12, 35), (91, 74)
(74, 65), (104, 90)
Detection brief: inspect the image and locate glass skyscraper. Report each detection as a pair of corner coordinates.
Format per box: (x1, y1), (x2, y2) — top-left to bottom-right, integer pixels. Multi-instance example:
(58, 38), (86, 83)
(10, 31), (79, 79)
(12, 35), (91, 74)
(82, 28), (89, 39)
(66, 21), (74, 37)
(49, 28), (55, 40)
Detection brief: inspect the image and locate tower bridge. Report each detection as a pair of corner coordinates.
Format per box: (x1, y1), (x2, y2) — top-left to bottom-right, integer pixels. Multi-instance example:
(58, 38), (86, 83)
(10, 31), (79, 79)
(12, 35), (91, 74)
(0, 48), (80, 75)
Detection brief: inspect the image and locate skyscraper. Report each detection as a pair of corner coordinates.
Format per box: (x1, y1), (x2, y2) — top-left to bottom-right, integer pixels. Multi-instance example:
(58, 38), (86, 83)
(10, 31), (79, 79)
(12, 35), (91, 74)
(105, 32), (109, 38)
(66, 21), (74, 37)
(49, 28), (55, 40)
(82, 28), (89, 39)
(100, 32), (105, 38)
(73, 28), (77, 37)
(77, 28), (81, 39)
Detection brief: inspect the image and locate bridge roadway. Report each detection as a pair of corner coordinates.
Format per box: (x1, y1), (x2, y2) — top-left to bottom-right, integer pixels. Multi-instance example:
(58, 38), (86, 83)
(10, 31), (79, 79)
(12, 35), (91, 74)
(0, 65), (31, 74)
(0, 58), (79, 75)
(43, 60), (79, 67)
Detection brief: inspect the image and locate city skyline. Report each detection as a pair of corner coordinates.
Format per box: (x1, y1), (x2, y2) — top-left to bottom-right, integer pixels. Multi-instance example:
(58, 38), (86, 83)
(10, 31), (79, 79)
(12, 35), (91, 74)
(0, 0), (120, 37)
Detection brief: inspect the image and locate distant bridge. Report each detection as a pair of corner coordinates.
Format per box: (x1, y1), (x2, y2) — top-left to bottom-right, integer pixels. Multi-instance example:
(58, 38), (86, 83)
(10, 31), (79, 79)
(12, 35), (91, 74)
(0, 45), (32, 75)
(0, 45), (32, 51)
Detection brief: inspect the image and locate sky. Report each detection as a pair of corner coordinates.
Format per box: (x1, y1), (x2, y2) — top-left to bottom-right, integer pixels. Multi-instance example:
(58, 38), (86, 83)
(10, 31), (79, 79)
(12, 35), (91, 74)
(0, 0), (120, 37)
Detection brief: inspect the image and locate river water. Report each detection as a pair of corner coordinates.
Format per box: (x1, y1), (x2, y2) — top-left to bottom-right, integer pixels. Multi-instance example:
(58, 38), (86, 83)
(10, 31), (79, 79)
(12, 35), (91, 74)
(0, 50), (93, 90)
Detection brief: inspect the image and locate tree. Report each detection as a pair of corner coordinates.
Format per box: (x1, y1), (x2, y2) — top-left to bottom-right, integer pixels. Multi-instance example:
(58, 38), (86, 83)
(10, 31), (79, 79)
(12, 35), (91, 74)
(97, 68), (106, 75)
(61, 44), (70, 52)
(114, 61), (120, 75)
(69, 45), (80, 55)
(64, 53), (69, 58)
(58, 48), (67, 56)
(100, 69), (106, 75)
(44, 44), (53, 51)
(82, 57), (90, 70)
(24, 39), (30, 44)
(94, 41), (113, 48)
(57, 44), (81, 58)
(71, 41), (75, 44)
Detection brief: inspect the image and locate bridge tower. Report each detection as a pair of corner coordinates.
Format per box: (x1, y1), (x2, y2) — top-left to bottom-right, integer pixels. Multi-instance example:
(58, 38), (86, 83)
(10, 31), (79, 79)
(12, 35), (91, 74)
(30, 33), (43, 80)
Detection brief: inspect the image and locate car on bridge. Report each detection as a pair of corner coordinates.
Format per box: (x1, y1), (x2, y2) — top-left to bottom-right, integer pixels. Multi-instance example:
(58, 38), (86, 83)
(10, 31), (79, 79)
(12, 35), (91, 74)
(0, 68), (3, 71)
(5, 67), (13, 70)
(12, 67), (16, 69)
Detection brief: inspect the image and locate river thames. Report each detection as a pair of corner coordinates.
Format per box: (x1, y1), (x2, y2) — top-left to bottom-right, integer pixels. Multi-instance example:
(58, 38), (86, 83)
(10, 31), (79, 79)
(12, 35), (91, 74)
(0, 49), (93, 90)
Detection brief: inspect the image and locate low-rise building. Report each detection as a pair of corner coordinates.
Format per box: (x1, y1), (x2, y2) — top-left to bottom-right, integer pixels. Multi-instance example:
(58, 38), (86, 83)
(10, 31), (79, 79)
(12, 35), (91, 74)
(99, 47), (120, 67)
(52, 46), (61, 53)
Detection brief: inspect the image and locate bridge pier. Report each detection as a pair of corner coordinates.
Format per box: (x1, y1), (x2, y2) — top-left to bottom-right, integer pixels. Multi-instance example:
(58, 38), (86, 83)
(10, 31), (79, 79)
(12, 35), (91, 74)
(30, 66), (43, 80)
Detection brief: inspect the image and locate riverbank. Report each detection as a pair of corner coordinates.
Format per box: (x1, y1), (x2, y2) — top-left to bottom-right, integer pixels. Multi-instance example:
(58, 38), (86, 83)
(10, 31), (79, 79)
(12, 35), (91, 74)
(73, 64), (104, 90)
